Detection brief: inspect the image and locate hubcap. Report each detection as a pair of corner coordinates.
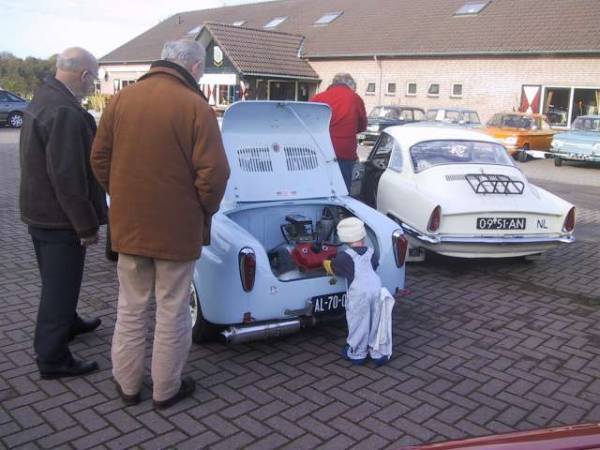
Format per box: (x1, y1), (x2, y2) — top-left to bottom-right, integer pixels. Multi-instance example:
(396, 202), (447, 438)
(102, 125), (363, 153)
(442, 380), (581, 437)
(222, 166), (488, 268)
(189, 283), (198, 327)
(10, 114), (23, 128)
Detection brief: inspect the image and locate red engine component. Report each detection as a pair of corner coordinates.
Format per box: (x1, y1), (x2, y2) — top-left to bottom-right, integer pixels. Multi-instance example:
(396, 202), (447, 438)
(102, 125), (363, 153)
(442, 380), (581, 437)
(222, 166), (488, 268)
(291, 243), (337, 271)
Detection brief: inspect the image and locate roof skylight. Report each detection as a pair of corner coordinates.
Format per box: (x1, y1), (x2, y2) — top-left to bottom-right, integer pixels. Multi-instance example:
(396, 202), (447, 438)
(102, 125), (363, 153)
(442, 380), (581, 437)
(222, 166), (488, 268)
(314, 11), (343, 25)
(232, 20), (246, 26)
(454, 1), (490, 16)
(264, 16), (287, 28)
(186, 25), (202, 35)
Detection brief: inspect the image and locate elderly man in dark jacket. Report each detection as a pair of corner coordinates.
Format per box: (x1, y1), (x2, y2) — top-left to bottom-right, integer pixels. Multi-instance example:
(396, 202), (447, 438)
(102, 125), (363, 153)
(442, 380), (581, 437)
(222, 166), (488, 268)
(91, 39), (229, 409)
(19, 47), (107, 379)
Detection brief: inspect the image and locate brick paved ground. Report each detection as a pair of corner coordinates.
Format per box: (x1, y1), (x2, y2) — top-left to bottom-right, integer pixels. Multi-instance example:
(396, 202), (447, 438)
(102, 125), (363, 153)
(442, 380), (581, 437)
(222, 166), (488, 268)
(1, 128), (599, 449)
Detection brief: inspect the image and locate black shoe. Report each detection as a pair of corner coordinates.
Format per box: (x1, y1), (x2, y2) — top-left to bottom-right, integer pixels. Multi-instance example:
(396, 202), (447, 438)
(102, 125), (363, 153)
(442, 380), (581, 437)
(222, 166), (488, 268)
(115, 380), (141, 406)
(69, 317), (101, 341)
(40, 358), (99, 380)
(153, 377), (196, 410)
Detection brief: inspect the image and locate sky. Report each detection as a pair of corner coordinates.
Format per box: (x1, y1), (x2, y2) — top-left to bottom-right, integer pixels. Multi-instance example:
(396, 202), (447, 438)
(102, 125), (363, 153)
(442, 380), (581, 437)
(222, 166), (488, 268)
(1, 0), (273, 60)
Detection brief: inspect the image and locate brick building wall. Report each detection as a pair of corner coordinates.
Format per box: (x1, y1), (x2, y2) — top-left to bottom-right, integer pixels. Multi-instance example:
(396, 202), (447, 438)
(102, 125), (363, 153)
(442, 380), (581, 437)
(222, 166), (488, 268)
(309, 57), (600, 123)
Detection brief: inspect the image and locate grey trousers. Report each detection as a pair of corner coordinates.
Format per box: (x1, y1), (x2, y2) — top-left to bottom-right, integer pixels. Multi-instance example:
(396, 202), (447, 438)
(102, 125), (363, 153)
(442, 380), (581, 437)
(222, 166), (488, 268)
(112, 254), (195, 401)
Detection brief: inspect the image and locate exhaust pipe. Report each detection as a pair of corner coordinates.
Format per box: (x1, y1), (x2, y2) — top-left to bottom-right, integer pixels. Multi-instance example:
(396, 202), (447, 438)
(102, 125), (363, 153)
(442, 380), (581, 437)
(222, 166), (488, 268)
(221, 317), (316, 345)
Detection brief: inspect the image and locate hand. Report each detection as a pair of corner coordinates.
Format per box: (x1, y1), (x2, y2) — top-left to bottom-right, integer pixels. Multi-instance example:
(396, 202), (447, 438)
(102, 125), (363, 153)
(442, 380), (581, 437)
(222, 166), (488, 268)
(80, 233), (99, 247)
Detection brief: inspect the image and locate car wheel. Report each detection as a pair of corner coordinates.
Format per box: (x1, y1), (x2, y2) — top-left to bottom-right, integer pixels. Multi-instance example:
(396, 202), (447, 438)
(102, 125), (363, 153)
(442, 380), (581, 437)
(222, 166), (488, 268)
(105, 225), (118, 261)
(8, 112), (23, 128)
(554, 157), (563, 167)
(518, 144), (529, 162)
(190, 282), (222, 343)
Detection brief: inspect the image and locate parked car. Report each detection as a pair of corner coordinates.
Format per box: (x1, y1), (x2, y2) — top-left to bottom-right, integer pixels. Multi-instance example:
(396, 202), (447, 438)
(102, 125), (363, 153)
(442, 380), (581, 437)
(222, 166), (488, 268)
(358, 105), (425, 144)
(425, 108), (482, 128)
(190, 101), (408, 344)
(551, 115), (600, 166)
(0, 89), (28, 128)
(353, 123), (575, 260)
(485, 112), (555, 161)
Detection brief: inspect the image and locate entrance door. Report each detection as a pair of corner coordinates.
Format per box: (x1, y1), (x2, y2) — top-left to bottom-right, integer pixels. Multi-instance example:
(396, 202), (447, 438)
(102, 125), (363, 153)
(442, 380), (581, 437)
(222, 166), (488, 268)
(269, 81), (295, 100)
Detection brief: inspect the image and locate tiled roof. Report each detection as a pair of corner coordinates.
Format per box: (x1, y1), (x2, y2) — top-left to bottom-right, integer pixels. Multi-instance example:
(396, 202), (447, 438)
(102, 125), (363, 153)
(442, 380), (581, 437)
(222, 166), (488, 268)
(204, 22), (318, 79)
(100, 0), (600, 63)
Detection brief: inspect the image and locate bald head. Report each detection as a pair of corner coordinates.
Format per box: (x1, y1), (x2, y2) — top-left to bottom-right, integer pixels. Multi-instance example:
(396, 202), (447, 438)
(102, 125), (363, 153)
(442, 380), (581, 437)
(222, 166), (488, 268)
(55, 47), (98, 99)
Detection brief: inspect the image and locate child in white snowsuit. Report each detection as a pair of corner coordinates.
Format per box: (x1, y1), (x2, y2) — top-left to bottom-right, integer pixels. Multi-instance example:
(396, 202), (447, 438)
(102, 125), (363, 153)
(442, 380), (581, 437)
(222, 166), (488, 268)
(324, 217), (391, 366)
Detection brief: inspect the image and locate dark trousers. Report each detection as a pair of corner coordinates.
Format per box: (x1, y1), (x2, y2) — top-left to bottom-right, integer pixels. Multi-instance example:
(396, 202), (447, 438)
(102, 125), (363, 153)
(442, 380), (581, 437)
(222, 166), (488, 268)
(338, 159), (356, 192)
(29, 226), (86, 369)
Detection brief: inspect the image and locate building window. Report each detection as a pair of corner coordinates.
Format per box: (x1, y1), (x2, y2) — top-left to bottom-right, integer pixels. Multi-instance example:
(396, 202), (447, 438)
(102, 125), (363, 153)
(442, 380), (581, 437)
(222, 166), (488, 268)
(454, 1), (490, 16)
(113, 79), (121, 92)
(386, 82), (397, 96)
(264, 17), (287, 28)
(365, 82), (376, 96)
(314, 11), (343, 25)
(428, 83), (440, 97)
(451, 83), (463, 98)
(406, 82), (417, 96)
(232, 20), (246, 26)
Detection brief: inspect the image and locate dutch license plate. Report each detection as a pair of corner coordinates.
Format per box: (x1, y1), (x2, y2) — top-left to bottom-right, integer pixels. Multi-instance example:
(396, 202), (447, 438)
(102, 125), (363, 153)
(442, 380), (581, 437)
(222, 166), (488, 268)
(312, 292), (347, 315)
(477, 217), (526, 230)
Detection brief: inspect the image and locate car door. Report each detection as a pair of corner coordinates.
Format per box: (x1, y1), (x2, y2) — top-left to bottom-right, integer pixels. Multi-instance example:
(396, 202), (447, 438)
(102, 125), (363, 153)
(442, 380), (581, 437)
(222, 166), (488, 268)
(375, 137), (419, 226)
(0, 92), (10, 122)
(358, 132), (395, 207)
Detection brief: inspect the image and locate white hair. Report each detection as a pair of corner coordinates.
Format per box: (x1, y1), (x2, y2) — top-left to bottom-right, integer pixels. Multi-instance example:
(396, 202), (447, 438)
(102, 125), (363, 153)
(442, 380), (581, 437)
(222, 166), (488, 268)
(332, 73), (356, 90)
(56, 47), (96, 73)
(161, 40), (206, 70)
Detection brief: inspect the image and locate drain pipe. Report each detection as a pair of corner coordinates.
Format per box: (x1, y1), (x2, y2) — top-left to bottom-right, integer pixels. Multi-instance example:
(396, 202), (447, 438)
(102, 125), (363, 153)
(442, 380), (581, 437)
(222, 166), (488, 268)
(375, 55), (383, 105)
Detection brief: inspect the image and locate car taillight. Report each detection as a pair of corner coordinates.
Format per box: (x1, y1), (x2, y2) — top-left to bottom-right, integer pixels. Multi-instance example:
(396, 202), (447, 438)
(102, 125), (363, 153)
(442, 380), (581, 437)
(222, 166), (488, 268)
(427, 206), (442, 232)
(239, 248), (256, 292)
(563, 207), (576, 232)
(392, 230), (408, 268)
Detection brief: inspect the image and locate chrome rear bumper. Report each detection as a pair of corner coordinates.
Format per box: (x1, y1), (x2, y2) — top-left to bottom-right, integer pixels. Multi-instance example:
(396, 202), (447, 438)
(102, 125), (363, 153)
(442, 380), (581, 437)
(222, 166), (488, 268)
(401, 222), (575, 246)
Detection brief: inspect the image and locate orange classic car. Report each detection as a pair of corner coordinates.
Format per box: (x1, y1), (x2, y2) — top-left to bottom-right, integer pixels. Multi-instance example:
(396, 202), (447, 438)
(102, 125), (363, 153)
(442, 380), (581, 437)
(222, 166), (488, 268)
(485, 113), (555, 161)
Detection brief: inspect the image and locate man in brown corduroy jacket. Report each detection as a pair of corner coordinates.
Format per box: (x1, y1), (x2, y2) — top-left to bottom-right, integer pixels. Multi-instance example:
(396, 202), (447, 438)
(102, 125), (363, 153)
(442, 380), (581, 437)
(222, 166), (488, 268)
(91, 39), (229, 409)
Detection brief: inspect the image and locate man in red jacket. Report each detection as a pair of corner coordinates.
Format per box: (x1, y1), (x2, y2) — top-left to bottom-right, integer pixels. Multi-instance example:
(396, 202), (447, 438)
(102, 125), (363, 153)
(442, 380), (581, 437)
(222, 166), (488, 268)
(310, 73), (367, 190)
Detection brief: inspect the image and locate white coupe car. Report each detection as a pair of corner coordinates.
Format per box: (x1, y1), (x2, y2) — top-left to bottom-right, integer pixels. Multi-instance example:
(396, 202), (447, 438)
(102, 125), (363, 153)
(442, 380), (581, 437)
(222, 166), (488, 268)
(354, 123), (576, 259)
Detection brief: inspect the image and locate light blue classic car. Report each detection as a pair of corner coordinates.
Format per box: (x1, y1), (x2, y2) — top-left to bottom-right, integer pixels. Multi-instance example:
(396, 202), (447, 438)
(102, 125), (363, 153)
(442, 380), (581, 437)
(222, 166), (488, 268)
(190, 101), (408, 344)
(551, 115), (600, 166)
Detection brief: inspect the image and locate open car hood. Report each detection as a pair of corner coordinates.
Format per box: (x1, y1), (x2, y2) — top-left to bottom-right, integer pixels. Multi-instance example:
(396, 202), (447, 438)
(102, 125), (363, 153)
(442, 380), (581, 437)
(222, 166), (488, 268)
(221, 101), (347, 203)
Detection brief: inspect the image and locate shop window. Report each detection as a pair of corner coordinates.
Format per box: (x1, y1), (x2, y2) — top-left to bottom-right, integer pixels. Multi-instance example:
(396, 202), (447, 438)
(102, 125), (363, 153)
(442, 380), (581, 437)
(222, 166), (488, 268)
(427, 83), (440, 97)
(451, 83), (463, 98)
(365, 82), (376, 96)
(572, 88), (600, 120)
(543, 87), (570, 127)
(406, 82), (417, 96)
(386, 82), (397, 96)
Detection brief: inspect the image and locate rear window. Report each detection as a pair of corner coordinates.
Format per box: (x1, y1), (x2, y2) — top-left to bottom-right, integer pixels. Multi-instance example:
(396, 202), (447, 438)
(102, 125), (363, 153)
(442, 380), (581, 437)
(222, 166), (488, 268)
(410, 140), (514, 172)
(572, 117), (600, 131)
(369, 107), (399, 119)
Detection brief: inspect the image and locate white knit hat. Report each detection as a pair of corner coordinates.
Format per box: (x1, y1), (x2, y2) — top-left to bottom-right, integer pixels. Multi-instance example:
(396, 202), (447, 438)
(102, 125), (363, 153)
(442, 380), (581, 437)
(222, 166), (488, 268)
(337, 217), (366, 243)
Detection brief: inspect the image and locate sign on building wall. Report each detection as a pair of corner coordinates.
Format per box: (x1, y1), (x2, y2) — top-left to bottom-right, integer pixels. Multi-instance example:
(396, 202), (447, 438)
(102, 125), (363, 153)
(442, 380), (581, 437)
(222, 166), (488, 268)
(213, 46), (224, 67)
(519, 85), (541, 113)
